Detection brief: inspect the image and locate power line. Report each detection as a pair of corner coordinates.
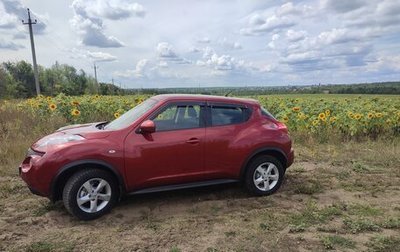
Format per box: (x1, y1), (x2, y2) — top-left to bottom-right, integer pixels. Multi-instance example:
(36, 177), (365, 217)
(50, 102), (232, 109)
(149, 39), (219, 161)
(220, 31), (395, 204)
(22, 8), (40, 96)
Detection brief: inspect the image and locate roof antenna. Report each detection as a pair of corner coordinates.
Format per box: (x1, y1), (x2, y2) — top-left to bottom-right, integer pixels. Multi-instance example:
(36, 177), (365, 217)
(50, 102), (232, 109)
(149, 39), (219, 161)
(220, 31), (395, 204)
(224, 90), (233, 97)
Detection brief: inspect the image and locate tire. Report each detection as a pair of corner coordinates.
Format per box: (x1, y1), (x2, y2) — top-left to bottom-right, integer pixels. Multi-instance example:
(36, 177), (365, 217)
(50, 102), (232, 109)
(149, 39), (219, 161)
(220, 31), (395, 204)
(244, 155), (284, 196)
(62, 169), (119, 220)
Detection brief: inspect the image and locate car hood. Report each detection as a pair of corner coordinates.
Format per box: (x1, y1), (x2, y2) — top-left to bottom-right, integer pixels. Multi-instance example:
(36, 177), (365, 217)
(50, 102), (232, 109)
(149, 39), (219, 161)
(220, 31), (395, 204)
(56, 122), (111, 139)
(31, 122), (111, 152)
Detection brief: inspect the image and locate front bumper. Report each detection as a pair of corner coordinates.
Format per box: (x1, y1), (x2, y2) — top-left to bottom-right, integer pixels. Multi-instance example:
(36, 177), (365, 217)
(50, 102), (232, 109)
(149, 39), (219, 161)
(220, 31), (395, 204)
(19, 155), (51, 198)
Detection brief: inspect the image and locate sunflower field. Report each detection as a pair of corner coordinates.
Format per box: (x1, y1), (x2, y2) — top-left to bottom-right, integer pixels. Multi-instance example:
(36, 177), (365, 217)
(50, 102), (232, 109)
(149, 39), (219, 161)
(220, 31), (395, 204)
(258, 94), (400, 139)
(1, 93), (399, 140)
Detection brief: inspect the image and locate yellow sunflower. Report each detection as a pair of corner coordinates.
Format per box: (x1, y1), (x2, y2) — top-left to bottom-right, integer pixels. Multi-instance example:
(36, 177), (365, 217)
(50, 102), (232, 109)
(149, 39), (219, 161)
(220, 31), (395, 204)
(347, 112), (353, 119)
(367, 112), (374, 119)
(354, 113), (362, 120)
(312, 120), (319, 126)
(292, 106), (301, 112)
(71, 109), (81, 116)
(325, 109), (331, 116)
(329, 116), (337, 123)
(375, 112), (383, 118)
(318, 113), (326, 121)
(48, 103), (57, 111)
(70, 100), (80, 106)
(114, 112), (121, 119)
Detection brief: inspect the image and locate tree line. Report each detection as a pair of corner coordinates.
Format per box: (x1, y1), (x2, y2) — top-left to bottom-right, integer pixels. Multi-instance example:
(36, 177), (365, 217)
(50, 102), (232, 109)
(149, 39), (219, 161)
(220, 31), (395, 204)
(0, 61), (123, 98)
(1, 60), (398, 98)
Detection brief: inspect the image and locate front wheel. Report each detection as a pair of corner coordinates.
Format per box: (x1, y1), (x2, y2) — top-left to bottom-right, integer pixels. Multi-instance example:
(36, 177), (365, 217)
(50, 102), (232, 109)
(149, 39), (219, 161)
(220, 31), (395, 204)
(244, 155), (284, 196)
(63, 169), (118, 220)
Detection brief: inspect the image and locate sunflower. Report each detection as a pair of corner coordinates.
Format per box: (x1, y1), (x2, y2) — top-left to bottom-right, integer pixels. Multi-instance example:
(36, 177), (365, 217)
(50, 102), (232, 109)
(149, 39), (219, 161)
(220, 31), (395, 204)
(312, 120), (319, 126)
(46, 96), (52, 102)
(281, 116), (289, 123)
(114, 112), (121, 119)
(70, 100), (80, 106)
(329, 116), (337, 123)
(71, 109), (81, 116)
(292, 106), (300, 112)
(354, 113), (362, 120)
(367, 112), (374, 119)
(48, 103), (57, 111)
(325, 109), (331, 116)
(375, 112), (383, 118)
(297, 112), (306, 120)
(347, 112), (353, 119)
(318, 112), (326, 121)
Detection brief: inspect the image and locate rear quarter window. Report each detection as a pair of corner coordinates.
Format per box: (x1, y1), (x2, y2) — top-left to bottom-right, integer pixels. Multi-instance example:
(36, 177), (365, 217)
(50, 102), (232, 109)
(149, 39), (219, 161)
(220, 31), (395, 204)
(210, 105), (251, 126)
(261, 107), (276, 119)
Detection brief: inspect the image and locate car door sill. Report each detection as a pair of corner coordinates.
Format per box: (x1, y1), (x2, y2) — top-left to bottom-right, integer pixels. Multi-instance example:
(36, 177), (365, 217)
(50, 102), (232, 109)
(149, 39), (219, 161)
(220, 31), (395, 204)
(129, 179), (239, 195)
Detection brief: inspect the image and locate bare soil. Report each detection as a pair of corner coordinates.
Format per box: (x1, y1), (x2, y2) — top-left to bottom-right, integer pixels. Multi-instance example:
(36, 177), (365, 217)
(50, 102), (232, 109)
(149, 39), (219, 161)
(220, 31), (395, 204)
(0, 141), (399, 252)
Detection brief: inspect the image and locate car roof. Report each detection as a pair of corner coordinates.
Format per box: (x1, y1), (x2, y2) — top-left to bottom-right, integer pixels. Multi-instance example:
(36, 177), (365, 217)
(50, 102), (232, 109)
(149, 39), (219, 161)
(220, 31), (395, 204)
(152, 94), (259, 106)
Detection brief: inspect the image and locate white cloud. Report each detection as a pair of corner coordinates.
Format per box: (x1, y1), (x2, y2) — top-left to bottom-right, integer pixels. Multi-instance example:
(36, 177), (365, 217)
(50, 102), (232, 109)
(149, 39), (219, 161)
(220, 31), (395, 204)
(241, 14), (295, 35)
(0, 39), (24, 50)
(68, 48), (117, 62)
(70, 0), (145, 48)
(134, 59), (149, 77)
(286, 29), (307, 42)
(197, 37), (210, 43)
(157, 42), (178, 58)
(219, 38), (242, 50)
(87, 51), (117, 62)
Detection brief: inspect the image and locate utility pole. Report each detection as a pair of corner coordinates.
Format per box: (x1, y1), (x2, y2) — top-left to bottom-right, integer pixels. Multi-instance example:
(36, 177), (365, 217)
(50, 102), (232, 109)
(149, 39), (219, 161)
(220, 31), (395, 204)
(93, 63), (99, 93)
(22, 8), (40, 96)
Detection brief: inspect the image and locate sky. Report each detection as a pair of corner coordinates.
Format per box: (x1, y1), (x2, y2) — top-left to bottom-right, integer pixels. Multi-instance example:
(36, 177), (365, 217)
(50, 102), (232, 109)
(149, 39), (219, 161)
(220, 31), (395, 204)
(0, 0), (399, 88)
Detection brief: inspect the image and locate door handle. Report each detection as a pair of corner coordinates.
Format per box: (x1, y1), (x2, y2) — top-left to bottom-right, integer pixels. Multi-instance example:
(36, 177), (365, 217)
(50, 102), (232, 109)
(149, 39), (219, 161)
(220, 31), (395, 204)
(186, 138), (199, 144)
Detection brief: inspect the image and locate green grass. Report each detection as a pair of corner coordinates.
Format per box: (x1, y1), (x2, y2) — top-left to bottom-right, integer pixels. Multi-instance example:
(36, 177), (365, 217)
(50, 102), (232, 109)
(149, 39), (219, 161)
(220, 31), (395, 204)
(169, 246), (181, 252)
(25, 241), (75, 252)
(289, 201), (343, 230)
(366, 236), (400, 252)
(343, 218), (381, 233)
(321, 235), (356, 250)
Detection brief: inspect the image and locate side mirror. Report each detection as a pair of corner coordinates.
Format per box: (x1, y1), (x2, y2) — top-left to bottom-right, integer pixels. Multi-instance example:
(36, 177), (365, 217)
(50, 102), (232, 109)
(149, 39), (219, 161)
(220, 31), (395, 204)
(139, 120), (155, 134)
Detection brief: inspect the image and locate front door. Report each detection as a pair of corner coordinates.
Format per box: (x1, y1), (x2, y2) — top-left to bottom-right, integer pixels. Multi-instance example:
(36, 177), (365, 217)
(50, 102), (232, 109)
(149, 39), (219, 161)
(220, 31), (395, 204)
(124, 102), (206, 191)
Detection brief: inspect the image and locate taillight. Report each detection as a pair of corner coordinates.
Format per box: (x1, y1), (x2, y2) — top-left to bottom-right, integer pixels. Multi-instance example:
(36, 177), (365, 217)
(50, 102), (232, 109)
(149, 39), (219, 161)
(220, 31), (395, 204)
(275, 121), (288, 134)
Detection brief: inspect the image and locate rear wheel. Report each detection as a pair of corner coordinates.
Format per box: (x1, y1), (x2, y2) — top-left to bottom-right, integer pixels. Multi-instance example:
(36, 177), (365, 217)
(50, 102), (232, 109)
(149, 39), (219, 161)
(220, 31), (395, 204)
(244, 155), (284, 196)
(63, 169), (118, 220)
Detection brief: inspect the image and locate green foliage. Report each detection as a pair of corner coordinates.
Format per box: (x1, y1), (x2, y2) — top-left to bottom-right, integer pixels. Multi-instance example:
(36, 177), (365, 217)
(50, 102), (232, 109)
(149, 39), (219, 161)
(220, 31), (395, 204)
(0, 61), (123, 98)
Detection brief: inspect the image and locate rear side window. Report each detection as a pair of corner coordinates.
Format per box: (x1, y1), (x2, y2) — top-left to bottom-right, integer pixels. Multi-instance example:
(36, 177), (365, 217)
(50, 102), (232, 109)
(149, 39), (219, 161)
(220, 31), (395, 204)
(210, 105), (251, 126)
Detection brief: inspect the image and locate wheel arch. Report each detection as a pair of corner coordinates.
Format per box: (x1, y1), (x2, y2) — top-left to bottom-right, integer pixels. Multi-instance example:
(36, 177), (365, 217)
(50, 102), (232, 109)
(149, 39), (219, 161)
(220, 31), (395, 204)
(239, 147), (288, 181)
(50, 159), (125, 202)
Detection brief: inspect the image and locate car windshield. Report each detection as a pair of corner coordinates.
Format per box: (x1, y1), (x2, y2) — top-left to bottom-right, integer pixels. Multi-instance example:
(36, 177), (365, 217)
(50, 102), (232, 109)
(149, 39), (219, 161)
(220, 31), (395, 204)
(104, 98), (158, 130)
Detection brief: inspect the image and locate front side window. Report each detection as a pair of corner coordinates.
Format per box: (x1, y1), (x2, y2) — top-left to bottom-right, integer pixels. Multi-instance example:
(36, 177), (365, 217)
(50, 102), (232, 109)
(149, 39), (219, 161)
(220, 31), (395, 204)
(152, 104), (203, 131)
(211, 105), (250, 126)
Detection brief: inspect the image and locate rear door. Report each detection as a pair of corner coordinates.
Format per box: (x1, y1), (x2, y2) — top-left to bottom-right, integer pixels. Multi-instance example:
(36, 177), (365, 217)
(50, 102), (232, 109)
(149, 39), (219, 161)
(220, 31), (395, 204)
(204, 103), (252, 179)
(124, 101), (206, 190)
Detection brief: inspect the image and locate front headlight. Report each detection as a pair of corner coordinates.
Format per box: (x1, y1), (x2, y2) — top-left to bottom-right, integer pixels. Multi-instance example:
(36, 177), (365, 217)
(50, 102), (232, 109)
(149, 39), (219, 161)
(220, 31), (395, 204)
(37, 134), (85, 148)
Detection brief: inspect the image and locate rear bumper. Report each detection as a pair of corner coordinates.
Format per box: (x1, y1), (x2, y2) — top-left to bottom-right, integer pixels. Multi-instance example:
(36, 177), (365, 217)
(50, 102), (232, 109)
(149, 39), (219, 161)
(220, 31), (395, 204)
(286, 148), (294, 168)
